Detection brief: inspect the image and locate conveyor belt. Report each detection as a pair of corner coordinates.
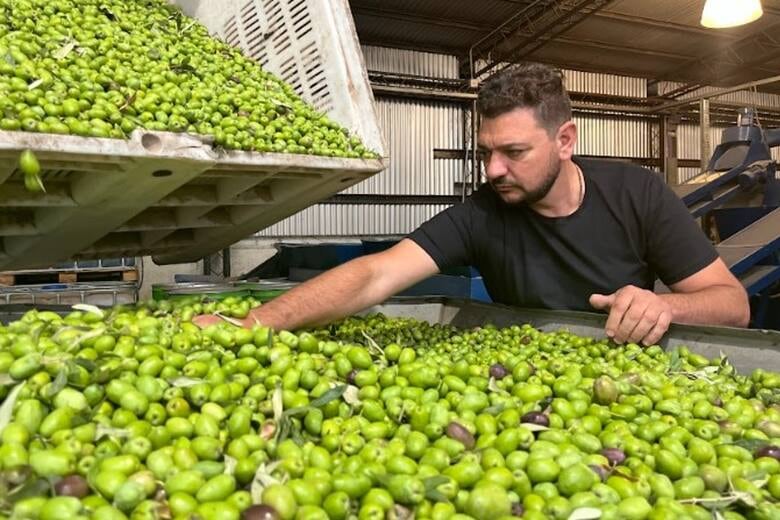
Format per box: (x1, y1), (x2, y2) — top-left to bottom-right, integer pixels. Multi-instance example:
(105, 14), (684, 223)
(737, 265), (780, 295)
(716, 207), (780, 276)
(673, 179), (743, 218)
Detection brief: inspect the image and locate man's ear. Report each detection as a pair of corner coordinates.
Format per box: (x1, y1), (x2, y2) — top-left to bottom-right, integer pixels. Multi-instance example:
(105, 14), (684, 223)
(556, 121), (577, 160)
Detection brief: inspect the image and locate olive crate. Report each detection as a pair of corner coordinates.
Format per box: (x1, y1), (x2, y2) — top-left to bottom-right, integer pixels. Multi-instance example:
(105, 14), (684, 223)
(0, 0), (386, 269)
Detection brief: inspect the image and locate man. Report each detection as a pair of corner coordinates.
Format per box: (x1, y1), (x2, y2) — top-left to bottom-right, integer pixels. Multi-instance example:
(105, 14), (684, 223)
(196, 62), (750, 345)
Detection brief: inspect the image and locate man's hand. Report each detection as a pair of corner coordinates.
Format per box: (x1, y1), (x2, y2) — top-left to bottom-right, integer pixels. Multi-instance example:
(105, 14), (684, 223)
(191, 314), (225, 328)
(589, 285), (673, 346)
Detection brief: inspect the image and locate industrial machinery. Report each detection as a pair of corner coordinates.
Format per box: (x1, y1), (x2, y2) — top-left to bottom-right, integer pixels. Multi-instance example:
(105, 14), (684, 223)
(673, 108), (780, 327)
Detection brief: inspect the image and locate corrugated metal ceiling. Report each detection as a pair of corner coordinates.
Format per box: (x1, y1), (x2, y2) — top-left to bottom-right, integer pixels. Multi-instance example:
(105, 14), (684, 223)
(349, 0), (780, 91)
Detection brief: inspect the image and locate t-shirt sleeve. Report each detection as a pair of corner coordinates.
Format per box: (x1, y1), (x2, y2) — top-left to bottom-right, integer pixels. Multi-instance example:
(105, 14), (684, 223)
(407, 198), (477, 270)
(644, 174), (719, 285)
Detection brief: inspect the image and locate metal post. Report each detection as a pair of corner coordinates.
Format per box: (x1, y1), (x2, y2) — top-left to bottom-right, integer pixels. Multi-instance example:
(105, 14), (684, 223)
(203, 255), (212, 276)
(661, 115), (680, 185)
(222, 247), (231, 278)
(700, 99), (711, 172)
(461, 105), (469, 202)
(471, 100), (479, 192)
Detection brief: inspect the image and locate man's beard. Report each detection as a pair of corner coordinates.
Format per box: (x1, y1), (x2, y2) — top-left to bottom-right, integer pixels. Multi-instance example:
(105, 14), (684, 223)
(491, 154), (561, 206)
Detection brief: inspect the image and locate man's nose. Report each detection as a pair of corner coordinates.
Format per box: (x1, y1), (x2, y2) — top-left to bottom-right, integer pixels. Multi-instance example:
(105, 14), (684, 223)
(484, 153), (507, 180)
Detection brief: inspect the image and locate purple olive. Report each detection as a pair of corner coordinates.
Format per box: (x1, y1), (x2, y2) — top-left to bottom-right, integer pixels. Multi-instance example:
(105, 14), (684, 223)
(521, 336), (531, 345)
(756, 445), (780, 461)
(54, 475), (89, 498)
(346, 369), (359, 385)
(243, 505), (281, 520)
(712, 396), (724, 408)
(589, 464), (610, 482)
(489, 363), (509, 380)
(600, 447), (626, 466)
(521, 411), (550, 427)
(511, 503), (525, 516)
(446, 421), (475, 449)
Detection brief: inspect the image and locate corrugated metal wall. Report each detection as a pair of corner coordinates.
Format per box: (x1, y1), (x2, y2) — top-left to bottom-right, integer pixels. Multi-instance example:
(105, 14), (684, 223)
(563, 69), (646, 98)
(344, 98), (464, 196)
(574, 115), (651, 158)
(361, 46), (459, 78)
(257, 49), (780, 238)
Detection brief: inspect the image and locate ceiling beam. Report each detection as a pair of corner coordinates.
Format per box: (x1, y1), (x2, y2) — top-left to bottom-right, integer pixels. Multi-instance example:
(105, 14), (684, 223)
(350, 5), (491, 33)
(654, 22), (780, 87)
(552, 36), (695, 61)
(590, 11), (741, 38)
(476, 0), (616, 77)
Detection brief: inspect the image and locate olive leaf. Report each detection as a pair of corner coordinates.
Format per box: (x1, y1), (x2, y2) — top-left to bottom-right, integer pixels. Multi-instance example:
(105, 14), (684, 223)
(73, 358), (96, 372)
(668, 348), (682, 372)
(250, 461), (281, 504)
(422, 475), (450, 491)
(523, 423), (550, 432)
(214, 312), (244, 327)
(310, 384), (347, 408)
(0, 374), (14, 387)
(27, 79), (43, 91)
(568, 507), (603, 520)
(679, 490), (756, 509)
(167, 376), (203, 388)
(223, 455), (237, 475)
(72, 304), (105, 318)
(95, 425), (130, 440)
(53, 40), (77, 60)
(483, 403), (507, 415)
(272, 383), (284, 423)
(424, 488), (449, 502)
(342, 385), (361, 407)
(7, 475), (50, 504)
(42, 368), (68, 398)
(360, 330), (385, 358)
(0, 383), (26, 436)
(734, 439), (769, 453)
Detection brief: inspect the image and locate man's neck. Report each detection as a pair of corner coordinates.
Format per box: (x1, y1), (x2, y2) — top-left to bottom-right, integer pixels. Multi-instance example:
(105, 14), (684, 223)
(530, 160), (582, 218)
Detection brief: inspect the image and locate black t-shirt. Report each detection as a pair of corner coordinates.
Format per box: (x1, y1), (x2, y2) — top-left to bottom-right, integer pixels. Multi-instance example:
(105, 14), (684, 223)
(408, 157), (719, 311)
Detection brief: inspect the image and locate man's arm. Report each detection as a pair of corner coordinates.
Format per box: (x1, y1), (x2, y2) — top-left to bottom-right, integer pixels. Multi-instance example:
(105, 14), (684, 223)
(202, 239), (439, 331)
(590, 257), (749, 345)
(662, 257), (749, 326)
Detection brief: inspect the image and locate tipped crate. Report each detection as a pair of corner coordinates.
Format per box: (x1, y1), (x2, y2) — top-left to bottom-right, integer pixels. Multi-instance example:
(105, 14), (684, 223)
(0, 0), (386, 269)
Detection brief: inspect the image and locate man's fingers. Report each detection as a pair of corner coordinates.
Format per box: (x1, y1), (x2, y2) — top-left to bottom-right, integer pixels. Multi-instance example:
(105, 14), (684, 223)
(626, 308), (659, 344)
(604, 291), (634, 340)
(642, 311), (672, 346)
(589, 293), (614, 310)
(192, 314), (222, 328)
(614, 301), (650, 344)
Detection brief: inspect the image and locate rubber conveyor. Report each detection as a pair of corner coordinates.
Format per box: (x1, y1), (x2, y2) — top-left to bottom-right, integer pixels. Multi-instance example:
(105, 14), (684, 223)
(716, 207), (780, 296)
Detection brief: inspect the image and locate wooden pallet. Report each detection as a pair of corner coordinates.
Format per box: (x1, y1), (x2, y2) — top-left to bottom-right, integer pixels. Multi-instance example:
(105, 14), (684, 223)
(0, 268), (138, 286)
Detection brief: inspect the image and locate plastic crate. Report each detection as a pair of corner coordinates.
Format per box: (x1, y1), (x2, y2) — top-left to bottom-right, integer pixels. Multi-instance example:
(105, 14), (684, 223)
(0, 0), (386, 269)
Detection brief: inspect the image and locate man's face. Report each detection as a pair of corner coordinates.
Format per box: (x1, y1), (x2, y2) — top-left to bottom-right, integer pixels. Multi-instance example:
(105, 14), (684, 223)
(477, 107), (563, 206)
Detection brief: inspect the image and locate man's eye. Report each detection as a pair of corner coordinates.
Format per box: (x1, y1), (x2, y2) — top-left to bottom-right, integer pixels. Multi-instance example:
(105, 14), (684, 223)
(506, 150), (525, 159)
(477, 150), (489, 161)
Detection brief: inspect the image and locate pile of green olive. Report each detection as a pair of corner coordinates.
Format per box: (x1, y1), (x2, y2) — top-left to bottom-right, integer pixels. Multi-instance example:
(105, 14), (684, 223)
(0, 0), (375, 158)
(1, 300), (780, 520)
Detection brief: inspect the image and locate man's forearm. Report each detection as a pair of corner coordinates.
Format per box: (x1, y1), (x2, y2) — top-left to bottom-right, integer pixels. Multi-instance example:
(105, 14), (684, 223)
(243, 256), (386, 331)
(660, 284), (750, 327)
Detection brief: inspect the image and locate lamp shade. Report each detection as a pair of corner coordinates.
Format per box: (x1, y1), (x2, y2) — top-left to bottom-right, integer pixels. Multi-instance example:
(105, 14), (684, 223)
(701, 0), (763, 28)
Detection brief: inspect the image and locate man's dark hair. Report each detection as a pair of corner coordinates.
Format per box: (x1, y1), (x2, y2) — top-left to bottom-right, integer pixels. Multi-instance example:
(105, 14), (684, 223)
(477, 62), (572, 135)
